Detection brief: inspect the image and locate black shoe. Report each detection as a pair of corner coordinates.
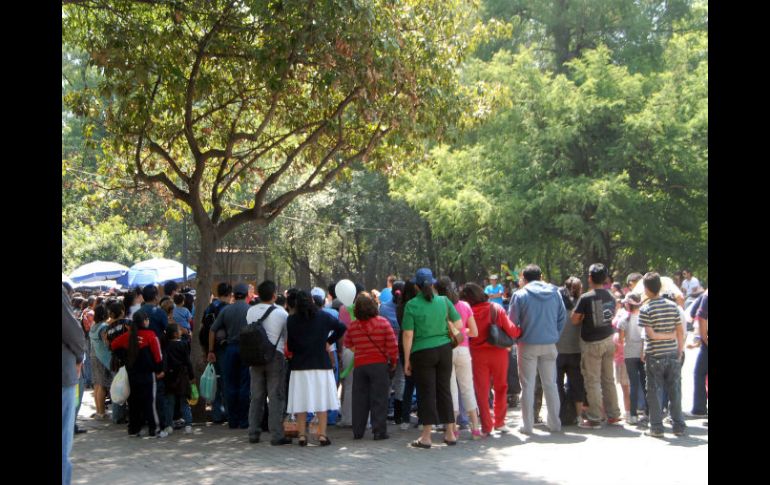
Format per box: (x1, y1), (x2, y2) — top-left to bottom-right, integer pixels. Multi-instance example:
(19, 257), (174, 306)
(270, 437), (293, 446)
(373, 433), (390, 440)
(353, 434), (364, 440)
(74, 428), (88, 435)
(249, 435), (260, 444)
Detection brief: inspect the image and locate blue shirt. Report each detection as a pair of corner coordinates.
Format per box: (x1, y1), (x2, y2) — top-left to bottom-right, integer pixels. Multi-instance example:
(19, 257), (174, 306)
(379, 301), (399, 332)
(379, 288), (393, 304)
(140, 303), (168, 341)
(485, 284), (504, 305)
(173, 306), (193, 330)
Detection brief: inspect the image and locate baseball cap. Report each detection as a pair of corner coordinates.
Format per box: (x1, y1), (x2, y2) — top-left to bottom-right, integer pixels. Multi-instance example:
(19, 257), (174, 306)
(415, 268), (437, 287)
(233, 282), (249, 296)
(490, 274), (498, 280)
(311, 287), (326, 300)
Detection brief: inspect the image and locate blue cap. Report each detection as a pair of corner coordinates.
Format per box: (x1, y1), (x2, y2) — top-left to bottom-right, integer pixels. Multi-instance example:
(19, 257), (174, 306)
(415, 268), (437, 287)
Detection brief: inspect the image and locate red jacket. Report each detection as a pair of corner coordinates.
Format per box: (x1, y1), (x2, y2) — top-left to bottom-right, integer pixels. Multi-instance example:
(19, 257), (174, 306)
(469, 302), (521, 352)
(111, 328), (163, 371)
(343, 316), (398, 368)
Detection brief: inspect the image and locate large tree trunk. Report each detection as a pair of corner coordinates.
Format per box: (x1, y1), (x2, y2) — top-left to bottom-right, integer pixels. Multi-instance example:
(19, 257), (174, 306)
(190, 229), (218, 422)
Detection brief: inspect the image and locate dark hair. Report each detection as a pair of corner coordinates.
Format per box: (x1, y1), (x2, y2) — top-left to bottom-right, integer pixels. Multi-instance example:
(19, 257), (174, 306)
(123, 291), (135, 311)
(87, 295), (97, 306)
(276, 294), (287, 309)
(435, 276), (459, 304)
(312, 294), (324, 308)
(217, 282), (233, 298)
(460, 282), (487, 306)
(626, 273), (643, 287)
(612, 282), (622, 292)
(159, 295), (172, 305)
(565, 276), (582, 300)
(387, 275), (396, 284)
(391, 280), (405, 305)
(163, 281), (179, 296)
(522, 264), (542, 282)
(127, 310), (149, 368)
(396, 280), (418, 326)
(107, 301), (125, 320)
(642, 272), (662, 295)
(355, 283), (365, 296)
(71, 297), (85, 312)
(415, 275), (434, 302)
(257, 280), (277, 302)
(165, 322), (180, 340)
(184, 292), (194, 311)
(96, 296), (105, 306)
(94, 304), (109, 324)
(173, 293), (185, 305)
(289, 290), (317, 320)
(142, 284), (158, 303)
(589, 263), (607, 285)
(354, 292), (379, 321)
(327, 282), (337, 299)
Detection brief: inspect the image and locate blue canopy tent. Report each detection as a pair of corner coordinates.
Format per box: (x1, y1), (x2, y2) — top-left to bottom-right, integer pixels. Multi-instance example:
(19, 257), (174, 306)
(117, 258), (197, 287)
(69, 261), (129, 283)
(73, 280), (121, 292)
(62, 273), (75, 288)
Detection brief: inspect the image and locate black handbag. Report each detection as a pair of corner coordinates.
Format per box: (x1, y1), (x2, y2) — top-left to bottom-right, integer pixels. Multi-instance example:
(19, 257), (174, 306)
(486, 303), (515, 348)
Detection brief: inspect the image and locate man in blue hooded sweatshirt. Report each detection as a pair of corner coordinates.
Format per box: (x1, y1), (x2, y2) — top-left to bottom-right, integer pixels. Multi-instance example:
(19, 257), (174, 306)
(508, 264), (567, 435)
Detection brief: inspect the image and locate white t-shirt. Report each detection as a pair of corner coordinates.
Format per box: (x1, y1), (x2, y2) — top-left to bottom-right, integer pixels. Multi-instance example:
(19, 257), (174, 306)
(245, 303), (289, 355)
(681, 277), (702, 297)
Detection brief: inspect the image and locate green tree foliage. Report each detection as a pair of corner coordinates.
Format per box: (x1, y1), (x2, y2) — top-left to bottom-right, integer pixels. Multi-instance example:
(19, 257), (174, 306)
(393, 24), (707, 283)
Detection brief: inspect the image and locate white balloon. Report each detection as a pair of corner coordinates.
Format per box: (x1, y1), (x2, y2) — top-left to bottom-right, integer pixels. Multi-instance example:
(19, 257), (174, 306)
(335, 279), (356, 307)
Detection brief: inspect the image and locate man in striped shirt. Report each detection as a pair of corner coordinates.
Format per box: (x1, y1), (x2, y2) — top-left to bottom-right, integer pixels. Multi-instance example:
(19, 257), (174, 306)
(639, 272), (686, 438)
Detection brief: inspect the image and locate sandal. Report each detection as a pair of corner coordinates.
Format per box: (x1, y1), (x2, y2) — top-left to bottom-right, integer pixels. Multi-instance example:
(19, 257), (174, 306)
(318, 435), (331, 446)
(298, 435), (307, 447)
(411, 439), (431, 449)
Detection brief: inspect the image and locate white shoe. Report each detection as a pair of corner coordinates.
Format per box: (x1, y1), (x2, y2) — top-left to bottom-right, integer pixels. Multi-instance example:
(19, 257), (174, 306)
(400, 423), (410, 431)
(495, 425), (512, 434)
(184, 425), (193, 434)
(628, 415), (639, 425)
(157, 430), (169, 438)
(163, 426), (174, 435)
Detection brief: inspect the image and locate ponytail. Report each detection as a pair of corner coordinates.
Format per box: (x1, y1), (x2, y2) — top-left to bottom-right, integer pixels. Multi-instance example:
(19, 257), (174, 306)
(420, 284), (434, 302)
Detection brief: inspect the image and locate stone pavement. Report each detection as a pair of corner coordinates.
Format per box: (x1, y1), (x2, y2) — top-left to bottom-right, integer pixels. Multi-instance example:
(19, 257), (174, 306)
(71, 346), (707, 485)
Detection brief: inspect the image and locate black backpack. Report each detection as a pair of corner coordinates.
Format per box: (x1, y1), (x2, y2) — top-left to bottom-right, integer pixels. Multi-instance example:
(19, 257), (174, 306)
(199, 301), (227, 352)
(239, 306), (279, 366)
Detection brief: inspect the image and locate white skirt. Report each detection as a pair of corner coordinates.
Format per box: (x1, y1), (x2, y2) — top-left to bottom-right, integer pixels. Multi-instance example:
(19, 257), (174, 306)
(286, 369), (340, 414)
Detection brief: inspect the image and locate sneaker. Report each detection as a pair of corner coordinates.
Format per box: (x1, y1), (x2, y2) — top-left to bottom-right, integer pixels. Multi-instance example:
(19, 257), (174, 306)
(494, 425), (512, 434)
(184, 426), (192, 434)
(157, 430), (169, 438)
(664, 416), (673, 425)
(684, 411), (708, 418)
(607, 417), (623, 426)
(628, 415), (639, 425)
(645, 429), (664, 438)
(400, 423), (410, 431)
(270, 437), (293, 446)
(163, 426), (174, 435)
(373, 433), (390, 441)
(578, 419), (601, 430)
(673, 429), (686, 437)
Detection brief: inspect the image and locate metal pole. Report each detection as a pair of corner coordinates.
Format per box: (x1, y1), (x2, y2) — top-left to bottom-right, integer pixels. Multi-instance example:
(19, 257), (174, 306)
(182, 215), (188, 282)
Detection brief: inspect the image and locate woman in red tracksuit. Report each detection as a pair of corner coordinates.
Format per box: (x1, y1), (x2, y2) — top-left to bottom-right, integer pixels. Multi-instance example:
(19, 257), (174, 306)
(460, 283), (521, 436)
(111, 309), (166, 437)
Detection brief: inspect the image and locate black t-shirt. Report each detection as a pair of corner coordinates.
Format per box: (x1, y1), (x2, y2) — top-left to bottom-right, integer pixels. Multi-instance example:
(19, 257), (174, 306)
(574, 289), (616, 342)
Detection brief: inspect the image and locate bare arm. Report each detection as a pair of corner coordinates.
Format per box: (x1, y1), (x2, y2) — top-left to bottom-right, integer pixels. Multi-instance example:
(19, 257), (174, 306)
(676, 323), (684, 356)
(403, 330), (414, 376)
(466, 315), (479, 338)
(571, 312), (584, 326)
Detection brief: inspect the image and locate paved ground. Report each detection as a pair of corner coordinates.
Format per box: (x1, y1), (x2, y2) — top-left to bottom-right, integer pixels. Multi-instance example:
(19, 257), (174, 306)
(71, 346), (707, 485)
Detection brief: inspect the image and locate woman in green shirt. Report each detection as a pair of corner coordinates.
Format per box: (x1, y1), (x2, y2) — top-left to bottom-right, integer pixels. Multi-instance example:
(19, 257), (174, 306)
(402, 268), (462, 448)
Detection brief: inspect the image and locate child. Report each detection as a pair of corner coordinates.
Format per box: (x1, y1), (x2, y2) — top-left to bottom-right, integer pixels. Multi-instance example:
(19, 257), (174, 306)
(616, 294), (647, 425)
(164, 323), (194, 434)
(172, 294), (193, 340)
(110, 310), (166, 437)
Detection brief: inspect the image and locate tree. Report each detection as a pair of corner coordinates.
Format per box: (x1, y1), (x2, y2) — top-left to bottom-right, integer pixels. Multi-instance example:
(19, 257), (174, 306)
(62, 0), (476, 406)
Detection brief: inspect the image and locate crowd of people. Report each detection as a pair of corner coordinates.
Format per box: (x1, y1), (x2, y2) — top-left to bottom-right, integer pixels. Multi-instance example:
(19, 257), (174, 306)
(62, 264), (708, 480)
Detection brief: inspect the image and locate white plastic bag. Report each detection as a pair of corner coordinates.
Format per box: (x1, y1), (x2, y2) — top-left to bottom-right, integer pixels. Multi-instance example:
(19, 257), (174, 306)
(199, 363), (217, 402)
(110, 366), (130, 404)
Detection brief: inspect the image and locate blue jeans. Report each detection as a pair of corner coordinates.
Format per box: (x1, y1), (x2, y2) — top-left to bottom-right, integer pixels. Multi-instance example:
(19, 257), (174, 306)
(645, 354), (685, 433)
(155, 379), (168, 429)
(223, 344), (250, 428)
(692, 344), (708, 414)
(165, 393), (192, 426)
(212, 347), (228, 422)
(82, 344), (93, 388)
(625, 358), (647, 416)
(62, 385), (77, 485)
